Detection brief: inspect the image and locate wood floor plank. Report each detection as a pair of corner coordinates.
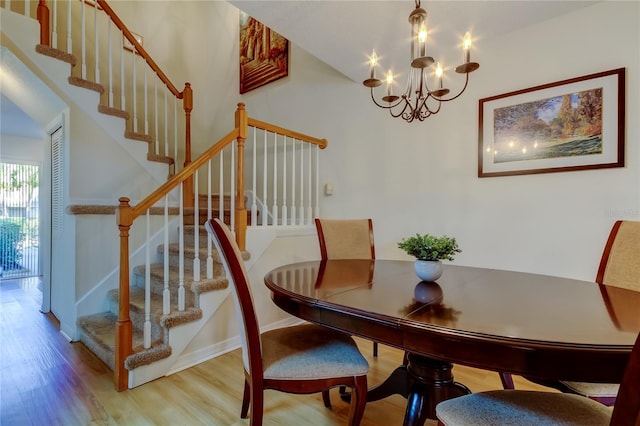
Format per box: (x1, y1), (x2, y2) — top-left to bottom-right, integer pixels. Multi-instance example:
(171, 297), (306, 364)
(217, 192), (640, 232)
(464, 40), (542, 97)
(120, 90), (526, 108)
(1, 278), (552, 425)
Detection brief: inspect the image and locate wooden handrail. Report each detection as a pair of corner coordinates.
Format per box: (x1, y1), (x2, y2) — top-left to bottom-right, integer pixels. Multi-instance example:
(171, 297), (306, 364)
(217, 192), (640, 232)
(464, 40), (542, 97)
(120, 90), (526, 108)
(129, 128), (240, 220)
(247, 117), (328, 149)
(96, 0), (182, 98)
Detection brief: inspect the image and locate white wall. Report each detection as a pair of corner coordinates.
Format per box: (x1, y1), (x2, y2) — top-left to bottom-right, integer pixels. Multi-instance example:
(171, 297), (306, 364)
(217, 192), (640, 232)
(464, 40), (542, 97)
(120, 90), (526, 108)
(210, 1), (639, 283)
(6, 0), (637, 365)
(126, 1), (640, 363)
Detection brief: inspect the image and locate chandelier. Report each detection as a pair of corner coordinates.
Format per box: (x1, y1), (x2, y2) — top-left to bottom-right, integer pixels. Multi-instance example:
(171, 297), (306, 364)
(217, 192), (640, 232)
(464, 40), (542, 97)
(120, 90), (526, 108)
(363, 0), (479, 123)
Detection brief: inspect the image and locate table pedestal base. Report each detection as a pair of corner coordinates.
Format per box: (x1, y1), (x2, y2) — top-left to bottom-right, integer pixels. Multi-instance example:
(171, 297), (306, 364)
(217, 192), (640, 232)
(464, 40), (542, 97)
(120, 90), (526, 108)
(367, 353), (471, 426)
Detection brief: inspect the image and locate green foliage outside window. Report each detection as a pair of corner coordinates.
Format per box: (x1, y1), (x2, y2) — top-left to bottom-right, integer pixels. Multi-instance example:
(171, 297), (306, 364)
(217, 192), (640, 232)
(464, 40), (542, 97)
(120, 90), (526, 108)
(0, 219), (25, 270)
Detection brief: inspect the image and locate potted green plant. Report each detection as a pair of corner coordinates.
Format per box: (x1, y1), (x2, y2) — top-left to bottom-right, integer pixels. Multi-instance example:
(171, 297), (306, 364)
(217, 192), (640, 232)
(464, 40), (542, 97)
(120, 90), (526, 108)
(398, 233), (461, 281)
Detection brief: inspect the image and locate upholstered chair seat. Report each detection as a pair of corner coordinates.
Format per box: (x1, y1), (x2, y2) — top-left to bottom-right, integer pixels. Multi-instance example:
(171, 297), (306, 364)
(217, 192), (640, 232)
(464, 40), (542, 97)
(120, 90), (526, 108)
(261, 324), (369, 380)
(436, 330), (640, 426)
(436, 390), (613, 426)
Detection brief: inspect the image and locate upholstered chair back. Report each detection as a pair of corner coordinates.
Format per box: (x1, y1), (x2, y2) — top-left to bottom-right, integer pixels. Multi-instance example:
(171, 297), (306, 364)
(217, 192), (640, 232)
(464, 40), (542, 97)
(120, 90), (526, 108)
(597, 220), (640, 292)
(315, 218), (375, 260)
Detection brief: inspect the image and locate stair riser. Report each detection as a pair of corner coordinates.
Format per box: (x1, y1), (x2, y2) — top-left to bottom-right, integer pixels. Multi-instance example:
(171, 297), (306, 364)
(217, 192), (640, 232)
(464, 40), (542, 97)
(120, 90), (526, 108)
(107, 296), (164, 341)
(157, 244), (225, 276)
(182, 226), (213, 247)
(132, 271), (199, 300)
(166, 253), (224, 276)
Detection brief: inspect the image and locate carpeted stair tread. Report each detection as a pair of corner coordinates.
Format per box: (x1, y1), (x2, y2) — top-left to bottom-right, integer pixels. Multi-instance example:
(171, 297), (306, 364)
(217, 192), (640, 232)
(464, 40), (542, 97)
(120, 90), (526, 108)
(98, 104), (130, 120)
(132, 263), (229, 292)
(106, 287), (205, 328)
(68, 76), (105, 93)
(77, 312), (166, 370)
(36, 44), (77, 66)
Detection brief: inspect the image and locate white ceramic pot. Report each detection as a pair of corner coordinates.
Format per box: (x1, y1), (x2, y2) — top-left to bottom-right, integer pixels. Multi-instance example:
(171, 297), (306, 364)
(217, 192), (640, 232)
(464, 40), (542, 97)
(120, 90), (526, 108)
(414, 259), (443, 282)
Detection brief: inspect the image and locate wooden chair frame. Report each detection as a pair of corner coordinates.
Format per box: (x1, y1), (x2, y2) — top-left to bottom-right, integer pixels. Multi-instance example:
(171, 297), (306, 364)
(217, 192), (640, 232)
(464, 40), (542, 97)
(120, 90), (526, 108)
(206, 218), (368, 426)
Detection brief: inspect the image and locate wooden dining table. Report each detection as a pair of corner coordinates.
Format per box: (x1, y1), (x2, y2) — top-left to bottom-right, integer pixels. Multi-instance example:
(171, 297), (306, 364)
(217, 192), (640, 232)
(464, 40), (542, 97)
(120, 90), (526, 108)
(264, 259), (639, 426)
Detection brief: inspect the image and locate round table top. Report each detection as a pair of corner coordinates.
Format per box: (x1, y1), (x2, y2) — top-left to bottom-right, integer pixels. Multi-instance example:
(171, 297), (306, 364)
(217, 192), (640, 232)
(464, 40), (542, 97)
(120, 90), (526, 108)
(264, 259), (638, 382)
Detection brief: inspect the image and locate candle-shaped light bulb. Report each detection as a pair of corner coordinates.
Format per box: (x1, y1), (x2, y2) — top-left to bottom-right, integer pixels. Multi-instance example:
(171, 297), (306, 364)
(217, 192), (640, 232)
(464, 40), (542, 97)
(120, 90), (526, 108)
(369, 49), (378, 78)
(418, 22), (427, 57)
(463, 32), (472, 63)
(435, 62), (443, 88)
(386, 70), (393, 96)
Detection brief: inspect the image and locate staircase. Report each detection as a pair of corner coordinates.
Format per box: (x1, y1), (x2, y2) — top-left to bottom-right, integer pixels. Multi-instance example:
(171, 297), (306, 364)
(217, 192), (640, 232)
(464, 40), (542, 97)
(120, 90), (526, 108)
(4, 0), (327, 390)
(1, 2), (231, 387)
(76, 222), (245, 377)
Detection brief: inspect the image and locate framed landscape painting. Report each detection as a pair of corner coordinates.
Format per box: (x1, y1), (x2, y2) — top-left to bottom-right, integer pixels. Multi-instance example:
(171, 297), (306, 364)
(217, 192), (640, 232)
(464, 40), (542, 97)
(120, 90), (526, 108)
(478, 68), (625, 177)
(239, 12), (289, 94)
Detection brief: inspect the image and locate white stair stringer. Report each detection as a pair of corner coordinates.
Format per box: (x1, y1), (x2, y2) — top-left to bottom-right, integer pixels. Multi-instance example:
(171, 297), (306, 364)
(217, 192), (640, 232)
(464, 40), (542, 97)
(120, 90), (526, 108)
(128, 286), (231, 388)
(128, 226), (280, 388)
(0, 8), (170, 185)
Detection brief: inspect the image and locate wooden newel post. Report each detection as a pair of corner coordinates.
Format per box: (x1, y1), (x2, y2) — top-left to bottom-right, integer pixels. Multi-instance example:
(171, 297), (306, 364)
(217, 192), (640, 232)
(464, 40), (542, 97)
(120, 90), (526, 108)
(115, 197), (133, 391)
(37, 1), (50, 46)
(182, 83), (194, 208)
(234, 103), (248, 250)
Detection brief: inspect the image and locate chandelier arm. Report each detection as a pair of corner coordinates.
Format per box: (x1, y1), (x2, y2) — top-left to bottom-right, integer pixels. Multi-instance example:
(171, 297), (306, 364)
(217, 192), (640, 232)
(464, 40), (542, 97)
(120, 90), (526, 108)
(418, 100), (441, 120)
(416, 93), (437, 115)
(369, 88), (404, 109)
(390, 98), (414, 119)
(433, 73), (471, 102)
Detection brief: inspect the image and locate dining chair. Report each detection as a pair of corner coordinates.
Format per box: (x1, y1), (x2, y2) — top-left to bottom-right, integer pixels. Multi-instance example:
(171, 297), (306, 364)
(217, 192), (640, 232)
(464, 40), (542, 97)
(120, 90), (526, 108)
(436, 330), (640, 425)
(205, 218), (369, 426)
(500, 220), (640, 405)
(314, 218), (379, 356)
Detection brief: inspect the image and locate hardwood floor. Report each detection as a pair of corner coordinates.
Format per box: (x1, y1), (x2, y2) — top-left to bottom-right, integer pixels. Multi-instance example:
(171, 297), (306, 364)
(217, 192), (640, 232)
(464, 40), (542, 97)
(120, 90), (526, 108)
(1, 278), (551, 425)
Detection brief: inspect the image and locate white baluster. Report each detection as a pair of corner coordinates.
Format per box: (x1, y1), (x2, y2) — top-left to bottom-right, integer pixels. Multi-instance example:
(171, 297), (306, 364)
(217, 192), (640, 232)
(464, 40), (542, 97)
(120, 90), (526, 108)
(307, 143), (313, 224)
(314, 145), (320, 219)
(219, 150), (224, 222)
(230, 142), (236, 231)
(282, 135), (287, 226)
(251, 127), (258, 226)
(163, 196), (170, 315)
(291, 137), (296, 225)
(164, 88), (168, 157)
(262, 130), (268, 226)
(51, 0), (58, 49)
(178, 184), (185, 311)
(272, 133), (278, 225)
(206, 160), (213, 279)
(132, 50), (137, 133)
(66, 0), (72, 54)
(144, 67), (148, 135)
(94, 3), (99, 83)
(154, 78), (158, 155)
(173, 96), (178, 167)
(108, 22), (113, 108)
(81, 0), (86, 79)
(193, 170), (200, 283)
(120, 33), (125, 111)
(300, 139), (305, 225)
(144, 210), (151, 349)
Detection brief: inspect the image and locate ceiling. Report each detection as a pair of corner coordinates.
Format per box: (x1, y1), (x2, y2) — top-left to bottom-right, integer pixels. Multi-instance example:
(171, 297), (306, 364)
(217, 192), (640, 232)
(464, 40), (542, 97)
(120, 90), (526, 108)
(229, 0), (598, 83)
(1, 1), (598, 139)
